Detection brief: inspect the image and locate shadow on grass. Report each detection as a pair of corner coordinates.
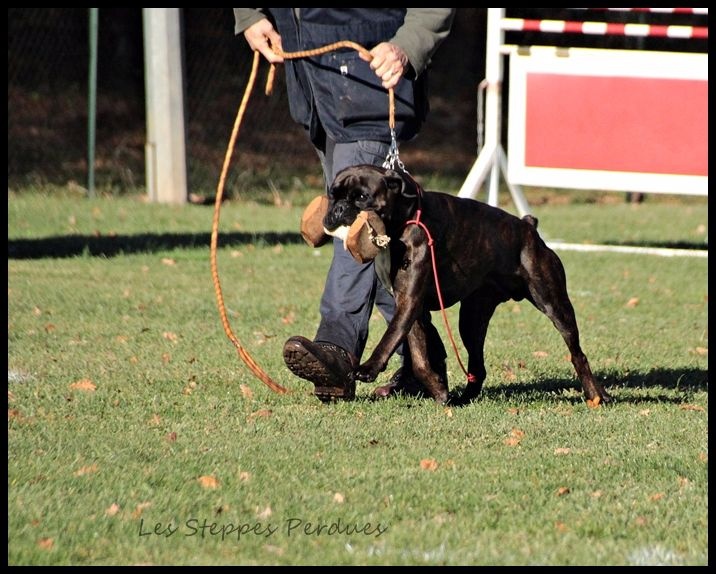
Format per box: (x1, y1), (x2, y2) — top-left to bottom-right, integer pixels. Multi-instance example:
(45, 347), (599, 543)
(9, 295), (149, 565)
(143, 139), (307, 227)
(7, 231), (306, 259)
(472, 367), (707, 406)
(363, 367), (707, 406)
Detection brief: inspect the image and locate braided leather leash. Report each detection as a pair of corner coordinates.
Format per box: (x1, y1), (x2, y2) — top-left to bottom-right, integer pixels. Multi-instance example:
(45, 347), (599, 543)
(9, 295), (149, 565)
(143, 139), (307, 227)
(211, 42), (397, 394)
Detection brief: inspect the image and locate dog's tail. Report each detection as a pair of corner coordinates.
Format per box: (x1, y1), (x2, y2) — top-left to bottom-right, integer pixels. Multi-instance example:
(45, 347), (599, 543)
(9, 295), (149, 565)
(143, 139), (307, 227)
(522, 214), (538, 228)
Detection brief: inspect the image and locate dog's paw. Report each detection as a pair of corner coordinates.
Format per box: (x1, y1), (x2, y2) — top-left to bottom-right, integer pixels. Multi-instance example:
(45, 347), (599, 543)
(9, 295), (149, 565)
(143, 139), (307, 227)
(354, 363), (380, 383)
(449, 384), (482, 407)
(585, 384), (613, 408)
(431, 389), (449, 405)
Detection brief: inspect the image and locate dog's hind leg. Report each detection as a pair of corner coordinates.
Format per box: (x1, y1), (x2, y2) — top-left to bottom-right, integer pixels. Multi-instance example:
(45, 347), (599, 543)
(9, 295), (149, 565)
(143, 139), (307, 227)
(521, 243), (611, 405)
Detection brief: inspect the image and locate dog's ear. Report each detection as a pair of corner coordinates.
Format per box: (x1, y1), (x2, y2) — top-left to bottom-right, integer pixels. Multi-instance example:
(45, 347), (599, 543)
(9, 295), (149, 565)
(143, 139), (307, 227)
(383, 169), (418, 199)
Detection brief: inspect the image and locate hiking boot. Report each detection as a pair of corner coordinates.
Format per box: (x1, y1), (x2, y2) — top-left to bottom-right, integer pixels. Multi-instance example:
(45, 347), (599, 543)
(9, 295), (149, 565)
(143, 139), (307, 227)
(282, 336), (357, 402)
(373, 367), (427, 399)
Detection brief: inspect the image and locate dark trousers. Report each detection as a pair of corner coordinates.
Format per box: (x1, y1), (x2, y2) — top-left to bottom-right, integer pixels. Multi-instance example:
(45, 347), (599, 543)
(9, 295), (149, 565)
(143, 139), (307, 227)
(313, 138), (397, 359)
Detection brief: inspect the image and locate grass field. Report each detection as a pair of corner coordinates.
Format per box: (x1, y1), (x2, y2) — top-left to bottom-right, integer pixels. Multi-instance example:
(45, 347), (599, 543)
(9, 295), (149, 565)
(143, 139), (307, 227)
(8, 185), (708, 565)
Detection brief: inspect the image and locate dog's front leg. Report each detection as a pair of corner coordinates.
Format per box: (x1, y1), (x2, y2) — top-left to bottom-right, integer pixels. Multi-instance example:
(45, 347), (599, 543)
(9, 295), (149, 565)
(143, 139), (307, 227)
(406, 319), (449, 404)
(355, 237), (430, 383)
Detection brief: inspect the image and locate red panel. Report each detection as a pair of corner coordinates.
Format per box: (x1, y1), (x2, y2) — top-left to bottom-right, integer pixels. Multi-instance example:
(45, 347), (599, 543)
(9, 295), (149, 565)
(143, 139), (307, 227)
(524, 74), (708, 176)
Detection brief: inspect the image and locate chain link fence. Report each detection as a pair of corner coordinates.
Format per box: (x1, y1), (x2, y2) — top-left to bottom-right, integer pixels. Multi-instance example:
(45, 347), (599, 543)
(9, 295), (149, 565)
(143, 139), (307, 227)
(8, 8), (484, 198)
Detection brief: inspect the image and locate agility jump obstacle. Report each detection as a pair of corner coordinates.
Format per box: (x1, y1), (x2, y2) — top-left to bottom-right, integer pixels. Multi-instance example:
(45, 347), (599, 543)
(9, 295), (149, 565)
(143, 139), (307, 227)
(459, 8), (708, 257)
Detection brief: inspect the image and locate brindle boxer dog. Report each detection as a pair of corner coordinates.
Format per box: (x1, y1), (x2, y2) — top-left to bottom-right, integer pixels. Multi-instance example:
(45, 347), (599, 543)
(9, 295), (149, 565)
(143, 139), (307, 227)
(323, 164), (611, 406)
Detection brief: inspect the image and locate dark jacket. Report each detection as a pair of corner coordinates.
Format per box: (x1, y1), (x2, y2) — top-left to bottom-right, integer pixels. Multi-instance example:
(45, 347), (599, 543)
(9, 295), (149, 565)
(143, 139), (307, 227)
(234, 8), (455, 145)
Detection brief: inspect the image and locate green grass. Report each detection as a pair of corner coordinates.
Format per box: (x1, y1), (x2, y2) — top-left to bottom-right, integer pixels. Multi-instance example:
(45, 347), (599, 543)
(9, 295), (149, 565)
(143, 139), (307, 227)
(8, 188), (708, 565)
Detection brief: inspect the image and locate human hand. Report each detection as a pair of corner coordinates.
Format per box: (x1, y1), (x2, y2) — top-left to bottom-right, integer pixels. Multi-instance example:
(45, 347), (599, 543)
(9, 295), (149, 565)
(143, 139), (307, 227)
(243, 18), (284, 63)
(360, 42), (409, 90)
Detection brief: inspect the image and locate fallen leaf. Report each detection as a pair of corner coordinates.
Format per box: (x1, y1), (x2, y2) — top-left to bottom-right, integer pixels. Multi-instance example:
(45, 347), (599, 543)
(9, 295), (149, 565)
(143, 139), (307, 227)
(507, 407), (520, 415)
(678, 477), (690, 489)
(256, 505), (272, 519)
(698, 452), (708, 463)
(163, 331), (178, 343)
(556, 486), (570, 496)
(504, 428), (525, 446)
(586, 396), (601, 409)
(625, 297), (639, 308)
(132, 502), (152, 518)
(554, 447), (571, 455)
(116, 335), (128, 344)
(33, 306), (42, 316)
(591, 490), (603, 498)
(639, 409), (651, 416)
(74, 464), (99, 477)
(37, 537), (54, 550)
(148, 414), (162, 427)
(649, 492), (665, 502)
(333, 492), (345, 504)
(554, 521), (568, 532)
(249, 409), (272, 419)
(420, 458), (439, 471)
(8, 408), (22, 420)
(239, 471), (251, 482)
(198, 475), (220, 490)
(281, 311), (295, 325)
(679, 404), (705, 412)
(263, 544), (284, 556)
(532, 351), (549, 358)
(240, 384), (254, 400)
(253, 331), (272, 345)
(129, 356), (139, 364)
(444, 407), (453, 418)
(165, 432), (177, 443)
(69, 379), (96, 392)
(634, 516), (648, 526)
(502, 363), (517, 381)
(105, 503), (121, 517)
(162, 353), (171, 364)
(693, 347), (707, 355)
(230, 250), (243, 258)
(44, 323), (56, 333)
(161, 258), (176, 266)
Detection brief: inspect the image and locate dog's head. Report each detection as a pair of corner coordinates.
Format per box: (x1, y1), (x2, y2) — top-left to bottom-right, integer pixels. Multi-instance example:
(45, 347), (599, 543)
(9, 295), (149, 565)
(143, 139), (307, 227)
(323, 165), (419, 233)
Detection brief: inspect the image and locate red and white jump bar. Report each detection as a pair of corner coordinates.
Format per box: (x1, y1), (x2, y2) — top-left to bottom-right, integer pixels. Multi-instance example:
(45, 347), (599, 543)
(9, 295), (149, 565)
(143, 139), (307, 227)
(501, 18), (708, 39)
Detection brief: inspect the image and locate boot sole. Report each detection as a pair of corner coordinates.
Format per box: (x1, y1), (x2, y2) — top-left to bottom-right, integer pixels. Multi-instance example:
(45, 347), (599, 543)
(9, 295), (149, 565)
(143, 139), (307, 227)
(283, 340), (355, 402)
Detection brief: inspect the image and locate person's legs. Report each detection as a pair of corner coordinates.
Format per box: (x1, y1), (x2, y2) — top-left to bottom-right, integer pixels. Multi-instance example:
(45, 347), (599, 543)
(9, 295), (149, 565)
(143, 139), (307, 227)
(314, 139), (394, 358)
(284, 138), (443, 400)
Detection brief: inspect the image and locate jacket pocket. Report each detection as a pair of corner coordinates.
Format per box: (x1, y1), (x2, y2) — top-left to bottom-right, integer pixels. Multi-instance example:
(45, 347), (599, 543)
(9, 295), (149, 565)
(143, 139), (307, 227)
(328, 51), (419, 127)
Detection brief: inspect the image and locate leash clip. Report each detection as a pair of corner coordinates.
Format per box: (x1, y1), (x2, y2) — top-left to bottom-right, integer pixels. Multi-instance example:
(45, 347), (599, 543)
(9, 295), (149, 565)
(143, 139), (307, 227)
(382, 128), (408, 173)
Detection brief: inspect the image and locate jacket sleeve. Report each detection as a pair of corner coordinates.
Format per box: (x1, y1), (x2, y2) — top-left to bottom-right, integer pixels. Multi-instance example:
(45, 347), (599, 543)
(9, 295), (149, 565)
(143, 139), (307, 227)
(233, 8), (269, 35)
(389, 8), (456, 77)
